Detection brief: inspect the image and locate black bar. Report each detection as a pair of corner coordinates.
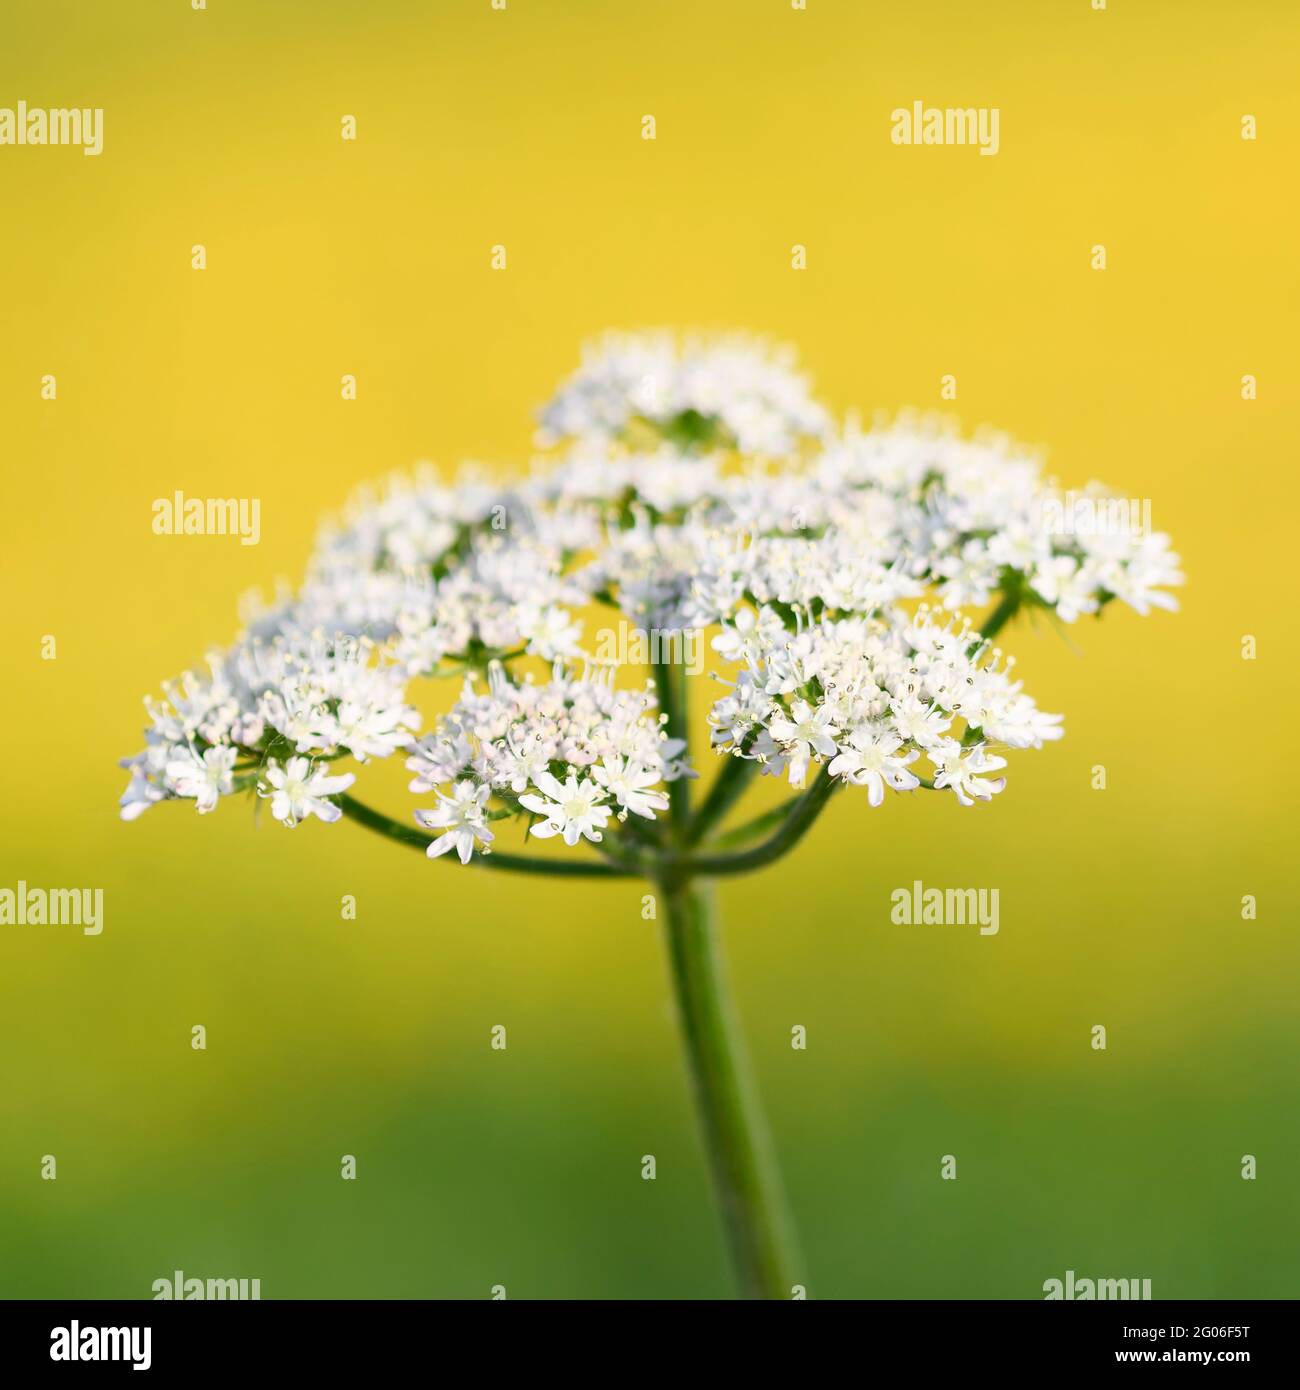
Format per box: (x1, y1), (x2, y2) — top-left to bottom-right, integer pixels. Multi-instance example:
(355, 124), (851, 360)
(0, 1299), (1286, 1374)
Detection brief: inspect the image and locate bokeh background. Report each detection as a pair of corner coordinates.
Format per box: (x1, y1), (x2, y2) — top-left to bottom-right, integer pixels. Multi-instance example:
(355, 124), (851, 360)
(1, 0), (1296, 1299)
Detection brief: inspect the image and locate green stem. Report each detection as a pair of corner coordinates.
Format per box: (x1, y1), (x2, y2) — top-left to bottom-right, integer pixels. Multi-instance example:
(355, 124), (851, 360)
(678, 767), (839, 877)
(337, 795), (634, 878)
(706, 794), (801, 850)
(976, 587), (1021, 645)
(340, 717), (833, 1299)
(593, 833), (652, 876)
(653, 659), (692, 842)
(659, 873), (800, 1299)
(687, 751), (758, 846)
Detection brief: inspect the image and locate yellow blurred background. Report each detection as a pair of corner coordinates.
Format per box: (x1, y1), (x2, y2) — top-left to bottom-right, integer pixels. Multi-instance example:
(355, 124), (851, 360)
(0, 0), (1295, 1297)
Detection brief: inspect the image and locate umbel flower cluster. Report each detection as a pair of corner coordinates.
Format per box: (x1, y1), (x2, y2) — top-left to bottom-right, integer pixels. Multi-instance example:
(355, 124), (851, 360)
(121, 331), (1181, 864)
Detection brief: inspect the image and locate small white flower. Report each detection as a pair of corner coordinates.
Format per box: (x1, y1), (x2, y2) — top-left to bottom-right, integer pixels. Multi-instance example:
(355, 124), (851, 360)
(164, 745), (238, 814)
(118, 743), (169, 821)
(497, 731), (553, 794)
(828, 731), (919, 807)
(711, 606), (785, 665)
(519, 772), (612, 845)
(592, 756), (670, 821)
(524, 604), (583, 660)
(767, 699), (839, 787)
(929, 741), (1008, 807)
(415, 780), (495, 864)
(332, 698), (418, 762)
(259, 756), (356, 827)
(1029, 555), (1099, 623)
(889, 694), (953, 749)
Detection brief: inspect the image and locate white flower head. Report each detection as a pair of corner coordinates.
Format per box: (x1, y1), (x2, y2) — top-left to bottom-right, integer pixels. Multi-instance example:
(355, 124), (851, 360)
(122, 332), (1179, 851)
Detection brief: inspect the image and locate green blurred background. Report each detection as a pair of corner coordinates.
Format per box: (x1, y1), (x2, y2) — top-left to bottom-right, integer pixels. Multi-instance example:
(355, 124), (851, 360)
(1, 0), (1295, 1298)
